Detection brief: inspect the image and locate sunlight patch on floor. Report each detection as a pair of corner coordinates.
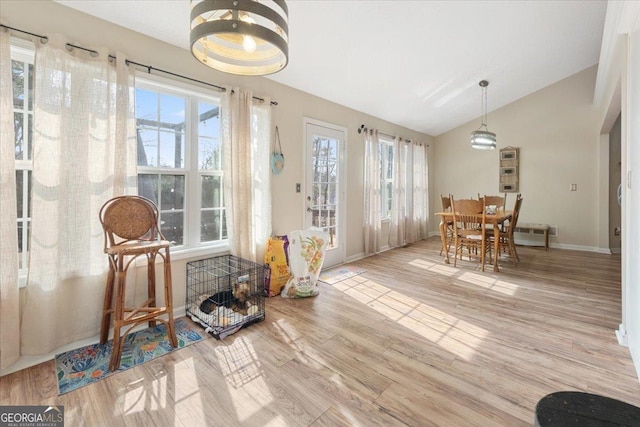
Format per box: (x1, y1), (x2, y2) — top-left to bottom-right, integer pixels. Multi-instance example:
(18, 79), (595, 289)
(334, 279), (488, 360)
(459, 272), (519, 296)
(215, 336), (279, 423)
(271, 318), (326, 369)
(409, 258), (458, 276)
(215, 336), (263, 388)
(121, 371), (168, 416)
(172, 357), (206, 425)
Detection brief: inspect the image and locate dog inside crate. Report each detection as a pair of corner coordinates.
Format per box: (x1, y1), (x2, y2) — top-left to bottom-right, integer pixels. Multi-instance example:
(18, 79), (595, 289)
(199, 275), (252, 315)
(191, 274), (260, 328)
(187, 256), (265, 339)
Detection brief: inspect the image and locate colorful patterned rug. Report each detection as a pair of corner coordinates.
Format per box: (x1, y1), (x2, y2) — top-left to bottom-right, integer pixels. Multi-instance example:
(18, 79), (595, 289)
(55, 318), (204, 395)
(318, 265), (367, 285)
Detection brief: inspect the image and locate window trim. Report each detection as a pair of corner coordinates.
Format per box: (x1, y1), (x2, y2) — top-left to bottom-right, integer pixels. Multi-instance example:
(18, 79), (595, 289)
(380, 136), (394, 221)
(11, 38), (35, 288)
(135, 72), (228, 255)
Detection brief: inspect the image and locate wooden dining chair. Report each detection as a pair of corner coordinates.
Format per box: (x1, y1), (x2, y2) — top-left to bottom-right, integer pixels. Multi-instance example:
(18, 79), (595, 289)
(494, 194), (523, 262)
(479, 193), (507, 212)
(439, 193), (454, 255)
(480, 193), (508, 232)
(450, 197), (492, 271)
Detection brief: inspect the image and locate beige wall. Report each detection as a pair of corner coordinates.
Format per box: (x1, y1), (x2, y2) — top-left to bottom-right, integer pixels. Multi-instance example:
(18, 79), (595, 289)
(433, 66), (603, 251)
(2, 1), (433, 329)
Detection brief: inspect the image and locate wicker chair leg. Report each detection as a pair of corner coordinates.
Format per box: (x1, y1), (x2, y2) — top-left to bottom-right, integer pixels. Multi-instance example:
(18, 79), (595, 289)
(109, 327), (123, 372)
(100, 265), (115, 345)
(147, 253), (157, 328)
(163, 249), (178, 347)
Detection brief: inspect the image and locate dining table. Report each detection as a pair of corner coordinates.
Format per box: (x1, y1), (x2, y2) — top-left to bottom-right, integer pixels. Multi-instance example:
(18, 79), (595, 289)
(436, 210), (512, 272)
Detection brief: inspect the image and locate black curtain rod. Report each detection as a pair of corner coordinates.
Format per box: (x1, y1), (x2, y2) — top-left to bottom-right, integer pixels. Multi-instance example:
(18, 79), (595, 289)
(2, 23), (278, 106)
(358, 124), (429, 146)
(358, 124), (402, 141)
(0, 24), (48, 43)
(124, 60), (277, 106)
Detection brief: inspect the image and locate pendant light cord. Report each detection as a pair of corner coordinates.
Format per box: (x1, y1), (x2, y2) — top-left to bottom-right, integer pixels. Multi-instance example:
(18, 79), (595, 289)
(482, 84), (488, 129)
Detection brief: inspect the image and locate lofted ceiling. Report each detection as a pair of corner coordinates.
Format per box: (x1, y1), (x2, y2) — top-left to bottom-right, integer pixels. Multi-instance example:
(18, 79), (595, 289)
(54, 0), (607, 136)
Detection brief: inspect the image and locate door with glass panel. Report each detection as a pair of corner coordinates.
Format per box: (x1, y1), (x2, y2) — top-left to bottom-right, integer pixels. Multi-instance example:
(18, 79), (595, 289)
(304, 119), (346, 268)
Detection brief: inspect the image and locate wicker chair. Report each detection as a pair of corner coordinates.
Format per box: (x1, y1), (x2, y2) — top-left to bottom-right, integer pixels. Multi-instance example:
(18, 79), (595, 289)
(99, 195), (177, 371)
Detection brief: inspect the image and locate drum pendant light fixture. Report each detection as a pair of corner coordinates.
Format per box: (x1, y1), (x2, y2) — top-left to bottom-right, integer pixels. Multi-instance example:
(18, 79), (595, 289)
(190, 0), (289, 76)
(470, 80), (497, 150)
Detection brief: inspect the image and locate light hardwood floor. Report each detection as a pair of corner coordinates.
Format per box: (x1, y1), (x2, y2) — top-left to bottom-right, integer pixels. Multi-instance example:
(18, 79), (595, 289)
(1, 237), (639, 426)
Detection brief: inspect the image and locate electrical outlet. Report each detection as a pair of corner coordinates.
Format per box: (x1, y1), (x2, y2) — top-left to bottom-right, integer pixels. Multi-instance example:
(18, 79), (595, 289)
(296, 183), (301, 193)
(570, 184), (577, 191)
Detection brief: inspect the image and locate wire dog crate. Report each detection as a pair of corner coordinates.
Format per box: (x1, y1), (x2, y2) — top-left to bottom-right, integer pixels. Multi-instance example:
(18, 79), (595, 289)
(186, 255), (266, 339)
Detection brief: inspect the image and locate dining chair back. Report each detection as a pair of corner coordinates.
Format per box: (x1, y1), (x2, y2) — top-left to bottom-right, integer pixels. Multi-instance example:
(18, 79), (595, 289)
(450, 197), (491, 271)
(479, 193), (508, 212)
(439, 194), (454, 255)
(497, 194), (523, 262)
(441, 194), (452, 211)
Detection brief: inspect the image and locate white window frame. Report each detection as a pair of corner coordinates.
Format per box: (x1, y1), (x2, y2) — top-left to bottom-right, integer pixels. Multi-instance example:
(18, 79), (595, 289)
(10, 44), (230, 290)
(380, 136), (394, 220)
(135, 74), (228, 259)
(11, 39), (35, 288)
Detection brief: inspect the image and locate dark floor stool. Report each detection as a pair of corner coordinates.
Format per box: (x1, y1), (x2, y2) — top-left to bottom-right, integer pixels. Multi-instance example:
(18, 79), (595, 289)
(535, 391), (640, 426)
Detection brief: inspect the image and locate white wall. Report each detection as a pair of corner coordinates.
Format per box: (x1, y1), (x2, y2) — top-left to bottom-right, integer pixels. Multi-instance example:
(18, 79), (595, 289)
(433, 66), (603, 251)
(626, 27), (640, 379)
(594, 0), (640, 381)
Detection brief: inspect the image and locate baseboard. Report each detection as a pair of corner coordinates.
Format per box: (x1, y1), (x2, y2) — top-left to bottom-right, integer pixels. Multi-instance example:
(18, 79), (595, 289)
(346, 252), (366, 263)
(427, 233), (612, 254)
(513, 238), (612, 254)
(616, 323), (628, 347)
(629, 340), (640, 383)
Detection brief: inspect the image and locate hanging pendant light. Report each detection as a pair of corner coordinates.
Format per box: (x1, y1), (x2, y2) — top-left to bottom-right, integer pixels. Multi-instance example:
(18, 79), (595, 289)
(470, 80), (497, 150)
(190, 0), (289, 76)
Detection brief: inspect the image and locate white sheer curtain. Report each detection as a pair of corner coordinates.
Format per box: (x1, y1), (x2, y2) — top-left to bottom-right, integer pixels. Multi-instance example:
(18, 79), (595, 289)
(389, 136), (406, 248)
(411, 141), (430, 241)
(363, 129), (382, 255)
(21, 36), (137, 355)
(222, 87), (272, 262)
(0, 30), (20, 371)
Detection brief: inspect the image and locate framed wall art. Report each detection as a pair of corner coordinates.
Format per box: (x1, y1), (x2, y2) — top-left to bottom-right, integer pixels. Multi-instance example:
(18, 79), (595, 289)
(499, 146), (519, 192)
(500, 149), (518, 161)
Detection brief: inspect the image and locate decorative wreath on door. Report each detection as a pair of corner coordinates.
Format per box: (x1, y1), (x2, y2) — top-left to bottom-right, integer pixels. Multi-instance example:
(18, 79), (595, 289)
(271, 126), (285, 175)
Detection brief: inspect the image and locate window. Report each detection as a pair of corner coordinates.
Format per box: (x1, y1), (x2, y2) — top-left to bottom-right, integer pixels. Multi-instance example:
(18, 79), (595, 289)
(9, 42), (227, 287)
(11, 42), (34, 277)
(135, 77), (225, 251)
(380, 137), (394, 219)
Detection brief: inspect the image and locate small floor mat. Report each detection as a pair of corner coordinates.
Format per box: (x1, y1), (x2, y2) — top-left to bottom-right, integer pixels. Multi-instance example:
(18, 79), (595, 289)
(318, 265), (366, 285)
(55, 318), (203, 395)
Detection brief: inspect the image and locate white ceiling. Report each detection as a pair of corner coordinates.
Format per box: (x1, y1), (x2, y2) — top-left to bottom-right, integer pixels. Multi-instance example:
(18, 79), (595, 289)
(55, 0), (607, 136)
